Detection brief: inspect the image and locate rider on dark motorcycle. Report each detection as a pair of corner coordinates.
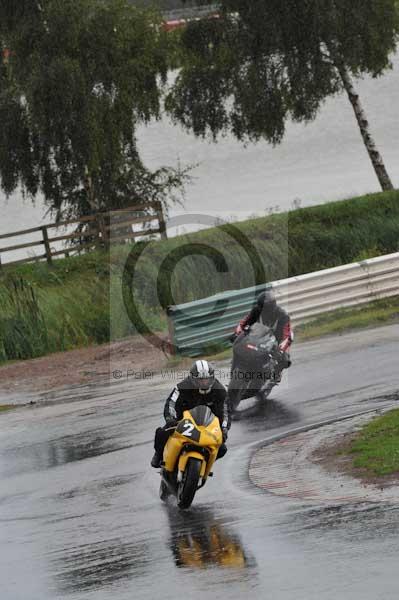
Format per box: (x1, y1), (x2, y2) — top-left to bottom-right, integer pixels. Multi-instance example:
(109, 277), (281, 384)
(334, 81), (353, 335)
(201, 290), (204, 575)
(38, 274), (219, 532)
(151, 360), (230, 468)
(233, 289), (293, 382)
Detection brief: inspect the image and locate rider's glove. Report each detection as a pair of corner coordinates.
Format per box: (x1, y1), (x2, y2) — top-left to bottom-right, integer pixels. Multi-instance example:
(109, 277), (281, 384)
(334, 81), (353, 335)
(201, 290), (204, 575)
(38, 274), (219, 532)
(230, 324), (241, 343)
(230, 323), (249, 343)
(276, 350), (291, 368)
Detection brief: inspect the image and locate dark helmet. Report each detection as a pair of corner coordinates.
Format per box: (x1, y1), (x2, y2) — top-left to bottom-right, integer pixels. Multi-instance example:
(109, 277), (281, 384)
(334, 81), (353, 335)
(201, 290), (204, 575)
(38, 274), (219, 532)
(256, 289), (277, 312)
(190, 360), (215, 394)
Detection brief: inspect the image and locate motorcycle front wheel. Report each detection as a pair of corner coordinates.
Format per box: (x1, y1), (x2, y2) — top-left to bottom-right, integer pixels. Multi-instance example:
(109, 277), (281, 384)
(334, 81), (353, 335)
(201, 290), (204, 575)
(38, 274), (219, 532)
(177, 458), (202, 509)
(256, 380), (275, 402)
(228, 368), (251, 411)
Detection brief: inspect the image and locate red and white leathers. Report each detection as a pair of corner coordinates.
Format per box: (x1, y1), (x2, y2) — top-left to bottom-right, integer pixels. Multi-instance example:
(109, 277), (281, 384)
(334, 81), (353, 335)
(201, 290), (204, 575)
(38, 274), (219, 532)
(235, 304), (293, 353)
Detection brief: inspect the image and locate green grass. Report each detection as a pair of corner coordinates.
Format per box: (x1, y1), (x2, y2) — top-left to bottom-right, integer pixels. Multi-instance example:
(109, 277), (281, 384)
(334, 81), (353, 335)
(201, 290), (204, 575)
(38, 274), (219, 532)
(0, 265), (110, 361)
(0, 405), (14, 413)
(295, 295), (399, 341)
(1, 189), (399, 363)
(204, 348), (233, 362)
(349, 409), (399, 476)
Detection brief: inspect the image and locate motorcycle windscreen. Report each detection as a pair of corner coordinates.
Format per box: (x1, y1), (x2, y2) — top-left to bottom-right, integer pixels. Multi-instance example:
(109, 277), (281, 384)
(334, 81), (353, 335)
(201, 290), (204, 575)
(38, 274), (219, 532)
(233, 323), (277, 370)
(188, 405), (215, 427)
(246, 322), (275, 345)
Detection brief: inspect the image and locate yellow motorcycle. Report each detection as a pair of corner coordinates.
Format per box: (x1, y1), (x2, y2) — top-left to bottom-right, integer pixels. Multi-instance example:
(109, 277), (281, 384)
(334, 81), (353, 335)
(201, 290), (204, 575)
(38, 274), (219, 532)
(159, 405), (223, 509)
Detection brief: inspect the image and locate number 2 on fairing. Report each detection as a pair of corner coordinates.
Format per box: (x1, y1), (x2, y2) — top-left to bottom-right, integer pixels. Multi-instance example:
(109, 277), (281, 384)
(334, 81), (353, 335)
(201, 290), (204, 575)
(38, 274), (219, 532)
(182, 423), (195, 437)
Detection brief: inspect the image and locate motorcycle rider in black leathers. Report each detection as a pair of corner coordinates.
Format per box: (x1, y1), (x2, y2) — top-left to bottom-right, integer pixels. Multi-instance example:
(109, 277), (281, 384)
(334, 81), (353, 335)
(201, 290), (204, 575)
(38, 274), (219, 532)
(233, 289), (293, 382)
(151, 360), (230, 468)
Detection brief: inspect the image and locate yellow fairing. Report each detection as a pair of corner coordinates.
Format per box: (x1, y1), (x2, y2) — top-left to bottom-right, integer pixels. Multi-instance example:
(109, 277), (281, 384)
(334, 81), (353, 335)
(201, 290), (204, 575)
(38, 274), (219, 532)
(163, 409), (222, 478)
(178, 451), (206, 477)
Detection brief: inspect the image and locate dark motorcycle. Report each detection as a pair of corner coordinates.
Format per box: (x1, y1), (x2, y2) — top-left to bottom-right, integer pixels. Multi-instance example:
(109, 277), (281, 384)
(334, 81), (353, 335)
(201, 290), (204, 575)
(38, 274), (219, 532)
(228, 322), (280, 411)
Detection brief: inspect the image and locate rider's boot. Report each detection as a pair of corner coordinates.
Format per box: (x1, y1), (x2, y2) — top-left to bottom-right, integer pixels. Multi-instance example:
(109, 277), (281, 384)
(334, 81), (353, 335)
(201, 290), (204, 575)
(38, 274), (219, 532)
(272, 366), (282, 384)
(151, 451), (162, 468)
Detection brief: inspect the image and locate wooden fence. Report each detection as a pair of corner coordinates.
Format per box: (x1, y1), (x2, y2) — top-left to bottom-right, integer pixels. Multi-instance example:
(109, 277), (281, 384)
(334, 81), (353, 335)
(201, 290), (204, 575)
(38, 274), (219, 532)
(0, 201), (167, 268)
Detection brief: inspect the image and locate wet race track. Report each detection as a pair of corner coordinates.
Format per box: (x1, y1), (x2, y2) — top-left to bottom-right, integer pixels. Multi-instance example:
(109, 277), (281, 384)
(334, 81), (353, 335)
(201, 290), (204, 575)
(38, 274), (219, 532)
(1, 325), (399, 600)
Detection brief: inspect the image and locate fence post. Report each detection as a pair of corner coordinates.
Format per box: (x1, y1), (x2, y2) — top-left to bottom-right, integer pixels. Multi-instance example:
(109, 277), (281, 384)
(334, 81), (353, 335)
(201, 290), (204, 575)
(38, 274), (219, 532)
(41, 226), (53, 265)
(97, 213), (109, 249)
(155, 201), (167, 240)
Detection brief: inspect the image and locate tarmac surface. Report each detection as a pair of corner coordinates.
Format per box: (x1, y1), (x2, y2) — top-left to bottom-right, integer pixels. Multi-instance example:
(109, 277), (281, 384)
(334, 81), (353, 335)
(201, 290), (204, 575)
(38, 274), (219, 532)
(250, 410), (399, 504)
(1, 324), (399, 599)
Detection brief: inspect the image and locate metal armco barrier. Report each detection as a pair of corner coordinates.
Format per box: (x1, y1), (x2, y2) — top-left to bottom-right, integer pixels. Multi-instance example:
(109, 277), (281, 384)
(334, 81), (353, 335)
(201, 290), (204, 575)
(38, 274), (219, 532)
(167, 252), (399, 355)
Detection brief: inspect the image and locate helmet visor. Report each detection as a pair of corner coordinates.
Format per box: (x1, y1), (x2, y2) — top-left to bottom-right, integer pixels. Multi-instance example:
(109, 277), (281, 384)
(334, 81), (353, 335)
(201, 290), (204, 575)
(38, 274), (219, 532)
(197, 377), (212, 389)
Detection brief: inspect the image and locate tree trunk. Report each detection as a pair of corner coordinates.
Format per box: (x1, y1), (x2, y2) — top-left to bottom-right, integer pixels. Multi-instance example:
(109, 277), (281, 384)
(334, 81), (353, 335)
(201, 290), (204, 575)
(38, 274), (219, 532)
(83, 166), (98, 212)
(82, 166), (104, 250)
(337, 65), (394, 192)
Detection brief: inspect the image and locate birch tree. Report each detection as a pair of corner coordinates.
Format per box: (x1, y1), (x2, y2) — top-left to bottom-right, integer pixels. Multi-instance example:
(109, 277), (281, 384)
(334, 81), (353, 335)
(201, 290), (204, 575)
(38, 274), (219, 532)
(166, 0), (399, 191)
(0, 0), (188, 219)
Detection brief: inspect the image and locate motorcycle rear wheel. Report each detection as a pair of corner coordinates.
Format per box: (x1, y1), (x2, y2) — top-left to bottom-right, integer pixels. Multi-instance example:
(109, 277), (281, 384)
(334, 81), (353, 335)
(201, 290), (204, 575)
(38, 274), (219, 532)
(177, 458), (202, 509)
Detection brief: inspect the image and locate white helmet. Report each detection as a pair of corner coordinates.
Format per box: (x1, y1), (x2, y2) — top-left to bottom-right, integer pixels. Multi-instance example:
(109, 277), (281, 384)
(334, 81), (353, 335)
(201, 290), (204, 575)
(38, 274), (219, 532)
(190, 360), (215, 394)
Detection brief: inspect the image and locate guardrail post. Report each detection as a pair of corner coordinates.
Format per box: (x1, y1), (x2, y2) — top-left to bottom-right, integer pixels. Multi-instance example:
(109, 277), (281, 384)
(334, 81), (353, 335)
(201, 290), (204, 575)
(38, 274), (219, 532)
(41, 226), (53, 265)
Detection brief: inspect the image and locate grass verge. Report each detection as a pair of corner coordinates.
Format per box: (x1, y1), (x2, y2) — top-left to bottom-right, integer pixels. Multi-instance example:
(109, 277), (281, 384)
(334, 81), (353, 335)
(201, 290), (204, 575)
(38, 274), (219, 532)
(1, 190), (399, 364)
(0, 405), (14, 413)
(348, 409), (399, 477)
(294, 295), (399, 341)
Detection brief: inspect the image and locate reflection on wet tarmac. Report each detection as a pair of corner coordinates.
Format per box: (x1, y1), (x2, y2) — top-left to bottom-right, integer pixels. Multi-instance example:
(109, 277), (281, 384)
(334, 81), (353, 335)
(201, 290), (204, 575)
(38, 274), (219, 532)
(0, 432), (132, 477)
(51, 538), (150, 594)
(234, 399), (300, 433)
(55, 473), (137, 502)
(166, 506), (252, 571)
(290, 502), (399, 539)
(2, 328), (399, 599)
